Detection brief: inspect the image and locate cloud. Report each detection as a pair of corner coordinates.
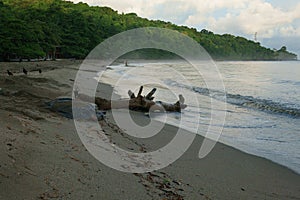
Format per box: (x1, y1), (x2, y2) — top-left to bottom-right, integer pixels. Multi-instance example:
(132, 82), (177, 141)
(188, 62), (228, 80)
(203, 0), (300, 38)
(71, 0), (300, 38)
(71, 0), (156, 17)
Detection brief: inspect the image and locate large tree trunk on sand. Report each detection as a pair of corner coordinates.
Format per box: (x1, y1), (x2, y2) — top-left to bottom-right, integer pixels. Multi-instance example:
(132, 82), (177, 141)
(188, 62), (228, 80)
(77, 86), (187, 112)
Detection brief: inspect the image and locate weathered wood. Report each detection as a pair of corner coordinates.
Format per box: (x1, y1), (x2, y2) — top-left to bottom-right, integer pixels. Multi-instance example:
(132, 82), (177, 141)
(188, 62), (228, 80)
(137, 86), (143, 97)
(77, 86), (187, 112)
(128, 90), (135, 99)
(145, 88), (156, 100)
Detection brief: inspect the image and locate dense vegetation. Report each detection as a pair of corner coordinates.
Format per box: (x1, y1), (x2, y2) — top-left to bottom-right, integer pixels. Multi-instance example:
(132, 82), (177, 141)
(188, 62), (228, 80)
(0, 0), (297, 61)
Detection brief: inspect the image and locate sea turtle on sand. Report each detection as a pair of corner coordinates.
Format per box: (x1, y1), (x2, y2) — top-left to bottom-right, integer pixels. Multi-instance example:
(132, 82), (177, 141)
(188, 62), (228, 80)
(47, 97), (106, 120)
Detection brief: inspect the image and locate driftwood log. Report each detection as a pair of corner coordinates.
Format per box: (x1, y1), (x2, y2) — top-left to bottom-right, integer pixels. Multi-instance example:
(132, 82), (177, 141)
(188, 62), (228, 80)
(77, 86), (187, 112)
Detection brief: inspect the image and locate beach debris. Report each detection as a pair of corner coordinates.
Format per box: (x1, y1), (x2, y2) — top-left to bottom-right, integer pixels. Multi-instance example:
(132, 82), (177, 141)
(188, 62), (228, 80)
(7, 70), (13, 76)
(39, 189), (60, 199)
(135, 171), (185, 200)
(69, 155), (81, 163)
(6, 143), (14, 151)
(23, 67), (28, 75)
(48, 86), (184, 119)
(125, 86), (187, 112)
(77, 85), (187, 113)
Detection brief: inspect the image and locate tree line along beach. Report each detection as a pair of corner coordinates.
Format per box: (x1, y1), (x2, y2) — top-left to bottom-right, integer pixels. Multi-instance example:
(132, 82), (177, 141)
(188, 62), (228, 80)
(0, 0), (298, 62)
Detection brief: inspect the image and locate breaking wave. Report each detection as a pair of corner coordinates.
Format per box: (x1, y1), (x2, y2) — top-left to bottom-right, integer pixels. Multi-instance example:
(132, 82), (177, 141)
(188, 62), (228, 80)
(165, 79), (300, 118)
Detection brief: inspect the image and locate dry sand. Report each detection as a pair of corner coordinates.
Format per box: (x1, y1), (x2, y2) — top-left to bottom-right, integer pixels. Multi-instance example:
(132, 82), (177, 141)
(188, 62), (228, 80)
(0, 60), (299, 200)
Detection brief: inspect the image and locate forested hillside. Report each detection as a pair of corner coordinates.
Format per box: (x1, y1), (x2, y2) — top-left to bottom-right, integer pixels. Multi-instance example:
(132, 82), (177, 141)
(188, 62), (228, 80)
(0, 0), (297, 61)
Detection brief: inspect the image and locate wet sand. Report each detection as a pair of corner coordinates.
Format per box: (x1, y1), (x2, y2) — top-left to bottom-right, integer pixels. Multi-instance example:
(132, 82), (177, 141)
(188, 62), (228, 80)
(0, 60), (299, 199)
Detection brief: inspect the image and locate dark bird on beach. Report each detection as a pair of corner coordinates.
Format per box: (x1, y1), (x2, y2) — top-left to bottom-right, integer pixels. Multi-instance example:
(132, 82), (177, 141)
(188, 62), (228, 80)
(38, 69), (42, 74)
(7, 70), (13, 76)
(23, 67), (28, 75)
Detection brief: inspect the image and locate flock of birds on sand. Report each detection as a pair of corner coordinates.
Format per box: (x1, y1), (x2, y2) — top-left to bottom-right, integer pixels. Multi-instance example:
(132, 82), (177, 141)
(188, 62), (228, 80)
(6, 67), (42, 76)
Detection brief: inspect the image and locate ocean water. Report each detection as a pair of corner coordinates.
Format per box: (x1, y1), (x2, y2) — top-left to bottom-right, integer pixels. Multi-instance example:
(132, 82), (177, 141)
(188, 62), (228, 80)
(99, 60), (300, 174)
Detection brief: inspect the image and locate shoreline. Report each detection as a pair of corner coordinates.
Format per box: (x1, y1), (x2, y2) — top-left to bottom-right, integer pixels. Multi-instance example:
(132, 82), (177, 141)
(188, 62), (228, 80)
(153, 119), (300, 176)
(1, 60), (299, 199)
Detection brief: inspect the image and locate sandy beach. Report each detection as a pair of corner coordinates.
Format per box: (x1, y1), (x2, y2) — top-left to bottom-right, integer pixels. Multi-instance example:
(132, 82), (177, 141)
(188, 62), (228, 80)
(0, 60), (299, 200)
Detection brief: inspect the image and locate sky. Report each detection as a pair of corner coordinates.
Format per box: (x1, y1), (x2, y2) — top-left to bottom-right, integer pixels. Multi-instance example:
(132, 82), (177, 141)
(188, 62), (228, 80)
(71, 0), (300, 57)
